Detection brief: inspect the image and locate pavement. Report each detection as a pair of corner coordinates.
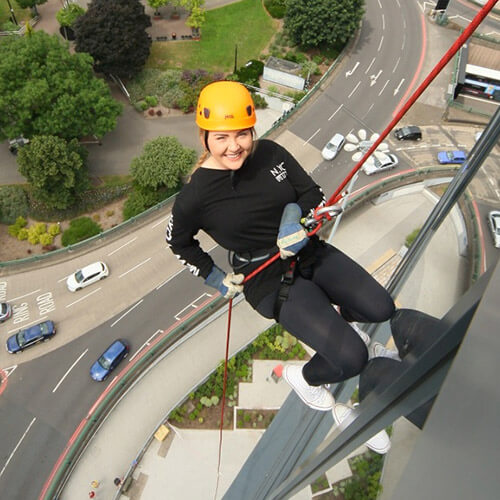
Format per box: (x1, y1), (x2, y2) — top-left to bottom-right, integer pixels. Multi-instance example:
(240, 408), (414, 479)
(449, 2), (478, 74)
(0, 3), (494, 500)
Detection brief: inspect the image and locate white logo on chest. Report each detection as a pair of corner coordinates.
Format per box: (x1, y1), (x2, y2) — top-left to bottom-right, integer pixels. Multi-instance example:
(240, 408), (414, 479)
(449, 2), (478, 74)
(270, 162), (287, 182)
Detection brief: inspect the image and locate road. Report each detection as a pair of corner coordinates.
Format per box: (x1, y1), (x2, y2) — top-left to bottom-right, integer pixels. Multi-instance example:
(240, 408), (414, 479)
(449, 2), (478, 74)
(1, 2), (499, 499)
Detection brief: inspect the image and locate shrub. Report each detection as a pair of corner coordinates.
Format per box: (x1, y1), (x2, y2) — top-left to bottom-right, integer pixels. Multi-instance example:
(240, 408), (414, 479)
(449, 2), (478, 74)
(251, 93), (268, 109)
(17, 228), (29, 241)
(405, 227), (421, 247)
(7, 216), (28, 237)
(61, 217), (102, 246)
(48, 223), (61, 236)
(27, 226), (40, 245)
(264, 0), (286, 19)
(122, 187), (164, 220)
(0, 186), (29, 224)
(33, 222), (47, 235)
(39, 233), (54, 246)
(145, 95), (158, 107)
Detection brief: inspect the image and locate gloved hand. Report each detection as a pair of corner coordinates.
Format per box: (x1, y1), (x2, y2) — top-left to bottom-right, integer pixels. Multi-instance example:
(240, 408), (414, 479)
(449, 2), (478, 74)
(277, 203), (308, 259)
(204, 265), (244, 299)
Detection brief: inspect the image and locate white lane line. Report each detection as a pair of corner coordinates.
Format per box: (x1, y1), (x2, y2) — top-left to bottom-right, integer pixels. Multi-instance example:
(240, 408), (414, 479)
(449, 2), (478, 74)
(378, 80), (390, 97)
(110, 299), (144, 328)
(328, 104), (343, 121)
(382, 14), (385, 31)
(129, 329), (162, 362)
(365, 57), (376, 74)
(6, 316), (47, 335)
(66, 288), (101, 308)
(363, 103), (375, 119)
(348, 81), (361, 99)
(303, 128), (320, 145)
(108, 237), (137, 256)
(393, 57), (401, 73)
(174, 293), (211, 321)
(377, 0), (382, 8)
(396, 0), (401, 6)
(10, 289), (41, 302)
(156, 268), (185, 290)
(58, 275), (71, 284)
(152, 215), (171, 229)
(378, 35), (384, 52)
(0, 417), (37, 478)
(52, 349), (88, 393)
(119, 257), (152, 278)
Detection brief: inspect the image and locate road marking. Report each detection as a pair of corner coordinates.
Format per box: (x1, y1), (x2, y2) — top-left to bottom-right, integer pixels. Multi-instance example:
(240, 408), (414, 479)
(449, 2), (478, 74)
(303, 128), (320, 145)
(129, 329), (162, 362)
(0, 417), (36, 479)
(119, 257), (152, 278)
(362, 103), (375, 119)
(52, 349), (88, 393)
(175, 293), (212, 321)
(65, 288), (101, 308)
(156, 268), (185, 290)
(1, 365), (17, 378)
(328, 104), (343, 121)
(345, 61), (359, 77)
(348, 81), (361, 98)
(394, 78), (405, 96)
(110, 299), (144, 328)
(378, 80), (390, 96)
(6, 316), (47, 334)
(9, 289), (41, 301)
(365, 57), (376, 74)
(392, 57), (401, 73)
(151, 215), (171, 229)
(377, 35), (384, 52)
(108, 237), (137, 256)
(377, 0), (382, 8)
(382, 14), (385, 31)
(370, 70), (382, 87)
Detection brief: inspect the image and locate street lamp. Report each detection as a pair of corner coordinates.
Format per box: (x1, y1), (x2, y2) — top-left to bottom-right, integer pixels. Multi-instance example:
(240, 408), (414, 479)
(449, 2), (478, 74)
(5, 0), (18, 26)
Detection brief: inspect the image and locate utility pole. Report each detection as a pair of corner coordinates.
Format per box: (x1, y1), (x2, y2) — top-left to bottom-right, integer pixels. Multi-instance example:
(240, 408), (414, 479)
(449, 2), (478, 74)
(234, 44), (238, 73)
(6, 0), (18, 26)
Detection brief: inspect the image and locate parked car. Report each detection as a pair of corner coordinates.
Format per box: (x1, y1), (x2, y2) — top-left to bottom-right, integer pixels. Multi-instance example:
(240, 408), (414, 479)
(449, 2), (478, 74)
(362, 153), (399, 175)
(437, 150), (466, 164)
(0, 302), (12, 323)
(8, 136), (30, 155)
(6, 320), (56, 354)
(66, 261), (109, 292)
(321, 133), (345, 160)
(487, 210), (500, 248)
(394, 126), (422, 141)
(90, 339), (130, 381)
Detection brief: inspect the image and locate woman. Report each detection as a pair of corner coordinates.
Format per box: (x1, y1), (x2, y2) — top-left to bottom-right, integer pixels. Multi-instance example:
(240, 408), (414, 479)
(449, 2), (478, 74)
(166, 81), (395, 412)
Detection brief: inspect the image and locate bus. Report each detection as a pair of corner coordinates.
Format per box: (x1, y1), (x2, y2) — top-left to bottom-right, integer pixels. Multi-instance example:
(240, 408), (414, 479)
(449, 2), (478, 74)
(462, 64), (500, 101)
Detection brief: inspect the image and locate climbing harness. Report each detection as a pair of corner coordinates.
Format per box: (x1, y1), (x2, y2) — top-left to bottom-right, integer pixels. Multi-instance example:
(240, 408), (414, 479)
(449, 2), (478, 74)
(214, 1), (498, 495)
(273, 257), (298, 321)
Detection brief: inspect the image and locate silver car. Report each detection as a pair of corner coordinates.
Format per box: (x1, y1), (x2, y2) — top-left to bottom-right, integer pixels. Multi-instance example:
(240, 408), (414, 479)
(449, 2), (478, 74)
(487, 210), (500, 248)
(66, 261), (109, 292)
(321, 133), (345, 160)
(0, 302), (12, 322)
(362, 153), (399, 175)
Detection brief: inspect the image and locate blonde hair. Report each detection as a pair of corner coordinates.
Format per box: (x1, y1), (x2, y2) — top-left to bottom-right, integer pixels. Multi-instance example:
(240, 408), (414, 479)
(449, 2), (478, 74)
(189, 127), (257, 179)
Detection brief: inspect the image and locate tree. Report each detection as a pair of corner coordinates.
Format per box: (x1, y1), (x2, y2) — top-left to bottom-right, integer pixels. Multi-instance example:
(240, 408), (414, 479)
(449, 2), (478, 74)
(13, 0), (47, 16)
(74, 0), (152, 79)
(0, 31), (122, 142)
(56, 3), (86, 27)
(130, 137), (196, 190)
(17, 136), (90, 210)
(284, 0), (365, 49)
(186, 5), (205, 35)
(147, 0), (168, 16)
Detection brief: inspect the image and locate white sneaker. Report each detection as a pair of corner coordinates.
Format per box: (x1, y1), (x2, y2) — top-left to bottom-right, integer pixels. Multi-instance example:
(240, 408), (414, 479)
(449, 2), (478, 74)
(332, 403), (391, 455)
(282, 365), (334, 411)
(350, 323), (370, 347)
(370, 342), (401, 361)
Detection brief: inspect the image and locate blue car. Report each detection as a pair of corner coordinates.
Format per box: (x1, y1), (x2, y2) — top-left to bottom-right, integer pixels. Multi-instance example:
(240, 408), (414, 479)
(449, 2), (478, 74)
(90, 339), (129, 381)
(6, 320), (56, 354)
(437, 150), (466, 164)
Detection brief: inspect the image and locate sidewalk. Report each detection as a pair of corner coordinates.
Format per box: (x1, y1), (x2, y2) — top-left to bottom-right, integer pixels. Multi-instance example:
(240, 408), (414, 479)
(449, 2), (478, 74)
(60, 188), (467, 500)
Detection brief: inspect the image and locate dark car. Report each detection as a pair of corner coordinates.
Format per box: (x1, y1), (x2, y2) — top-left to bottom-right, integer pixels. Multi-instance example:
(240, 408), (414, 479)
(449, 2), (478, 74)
(6, 320), (56, 354)
(0, 302), (12, 323)
(90, 339), (129, 381)
(394, 126), (422, 141)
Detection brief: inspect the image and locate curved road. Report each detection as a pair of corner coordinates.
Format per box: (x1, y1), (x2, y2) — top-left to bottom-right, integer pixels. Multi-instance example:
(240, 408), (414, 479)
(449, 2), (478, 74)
(1, 2), (497, 499)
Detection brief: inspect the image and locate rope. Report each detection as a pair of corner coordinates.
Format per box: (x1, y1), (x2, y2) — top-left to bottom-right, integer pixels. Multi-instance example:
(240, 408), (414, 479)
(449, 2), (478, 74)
(213, 1), (497, 494)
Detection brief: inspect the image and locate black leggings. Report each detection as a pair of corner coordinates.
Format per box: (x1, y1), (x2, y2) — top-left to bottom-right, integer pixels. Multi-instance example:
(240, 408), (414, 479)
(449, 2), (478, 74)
(256, 243), (395, 386)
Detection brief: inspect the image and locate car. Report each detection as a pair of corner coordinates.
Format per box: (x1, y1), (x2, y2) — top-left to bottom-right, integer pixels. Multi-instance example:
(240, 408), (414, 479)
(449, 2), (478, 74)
(6, 320), (56, 354)
(437, 150), (466, 164)
(487, 210), (500, 248)
(362, 153), (399, 175)
(90, 339), (130, 381)
(394, 126), (422, 141)
(321, 133), (345, 160)
(0, 302), (12, 323)
(8, 136), (30, 155)
(66, 261), (109, 292)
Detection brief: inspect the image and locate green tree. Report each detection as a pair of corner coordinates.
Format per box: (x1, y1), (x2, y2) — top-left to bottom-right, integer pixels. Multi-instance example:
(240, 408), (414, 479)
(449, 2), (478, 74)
(130, 137), (196, 190)
(13, 0), (47, 16)
(147, 0), (168, 16)
(186, 5), (205, 34)
(17, 136), (90, 210)
(74, 0), (152, 79)
(0, 31), (122, 142)
(56, 3), (86, 27)
(284, 0), (365, 48)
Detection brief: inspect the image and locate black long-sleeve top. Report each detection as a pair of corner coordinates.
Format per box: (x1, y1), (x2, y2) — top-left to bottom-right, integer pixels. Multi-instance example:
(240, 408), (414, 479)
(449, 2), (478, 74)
(166, 139), (325, 307)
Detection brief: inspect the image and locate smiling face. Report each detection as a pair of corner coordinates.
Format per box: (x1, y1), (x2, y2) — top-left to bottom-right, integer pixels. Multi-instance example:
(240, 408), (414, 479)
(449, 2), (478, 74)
(204, 128), (254, 171)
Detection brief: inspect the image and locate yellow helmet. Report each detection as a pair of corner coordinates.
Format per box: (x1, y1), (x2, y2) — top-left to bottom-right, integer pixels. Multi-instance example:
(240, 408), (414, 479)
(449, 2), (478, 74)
(196, 81), (256, 131)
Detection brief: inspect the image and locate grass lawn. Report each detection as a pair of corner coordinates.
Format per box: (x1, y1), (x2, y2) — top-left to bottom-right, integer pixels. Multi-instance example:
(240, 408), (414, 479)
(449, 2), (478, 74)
(0, 3), (32, 27)
(147, 0), (277, 73)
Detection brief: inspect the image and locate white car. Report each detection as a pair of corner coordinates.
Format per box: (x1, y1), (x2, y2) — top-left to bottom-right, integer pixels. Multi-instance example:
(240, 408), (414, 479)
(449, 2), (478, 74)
(321, 133), (345, 160)
(362, 153), (399, 175)
(66, 261), (109, 292)
(487, 210), (500, 248)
